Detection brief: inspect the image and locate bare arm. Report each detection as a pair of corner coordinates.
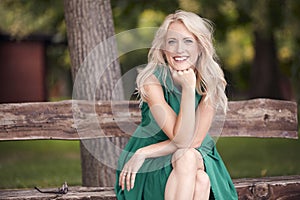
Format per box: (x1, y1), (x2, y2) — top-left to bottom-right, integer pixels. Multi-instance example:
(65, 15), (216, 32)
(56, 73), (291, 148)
(137, 96), (215, 158)
(145, 69), (196, 148)
(172, 83), (195, 147)
(138, 96), (215, 159)
(191, 97), (215, 148)
(137, 139), (177, 158)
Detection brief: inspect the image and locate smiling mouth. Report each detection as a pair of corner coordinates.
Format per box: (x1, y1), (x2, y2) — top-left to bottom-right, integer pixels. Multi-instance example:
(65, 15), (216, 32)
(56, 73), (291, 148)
(173, 56), (188, 61)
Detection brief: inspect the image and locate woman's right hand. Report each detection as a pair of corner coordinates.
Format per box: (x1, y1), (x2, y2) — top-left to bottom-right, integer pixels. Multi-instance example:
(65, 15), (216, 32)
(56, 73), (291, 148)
(170, 68), (196, 90)
(119, 150), (146, 191)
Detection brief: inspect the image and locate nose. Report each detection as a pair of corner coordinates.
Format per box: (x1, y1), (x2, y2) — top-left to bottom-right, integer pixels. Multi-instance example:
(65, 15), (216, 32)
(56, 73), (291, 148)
(176, 41), (184, 53)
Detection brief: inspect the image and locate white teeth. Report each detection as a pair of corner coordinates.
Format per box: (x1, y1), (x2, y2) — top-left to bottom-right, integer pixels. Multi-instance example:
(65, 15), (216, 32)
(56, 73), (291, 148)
(174, 56), (188, 61)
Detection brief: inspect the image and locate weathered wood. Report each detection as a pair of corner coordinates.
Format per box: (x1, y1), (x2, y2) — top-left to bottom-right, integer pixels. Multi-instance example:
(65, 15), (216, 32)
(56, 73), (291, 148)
(224, 98), (298, 138)
(234, 175), (300, 200)
(0, 186), (116, 200)
(1, 175), (299, 200)
(0, 98), (298, 141)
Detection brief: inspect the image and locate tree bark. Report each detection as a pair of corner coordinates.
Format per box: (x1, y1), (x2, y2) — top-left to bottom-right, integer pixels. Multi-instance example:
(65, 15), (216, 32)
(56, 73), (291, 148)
(64, 0), (125, 186)
(249, 31), (283, 99)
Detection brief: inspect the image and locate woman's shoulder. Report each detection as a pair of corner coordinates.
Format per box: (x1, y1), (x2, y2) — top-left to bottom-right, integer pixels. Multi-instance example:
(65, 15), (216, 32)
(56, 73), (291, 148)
(138, 65), (172, 104)
(142, 74), (164, 102)
(142, 65), (173, 103)
(143, 65), (167, 90)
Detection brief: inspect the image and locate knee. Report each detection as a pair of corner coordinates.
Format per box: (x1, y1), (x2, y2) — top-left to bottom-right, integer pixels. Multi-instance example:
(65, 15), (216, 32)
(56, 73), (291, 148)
(196, 170), (210, 189)
(172, 148), (201, 174)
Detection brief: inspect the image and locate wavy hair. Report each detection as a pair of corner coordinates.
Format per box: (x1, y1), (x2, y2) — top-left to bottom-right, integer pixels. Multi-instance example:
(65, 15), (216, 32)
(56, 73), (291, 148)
(136, 10), (228, 112)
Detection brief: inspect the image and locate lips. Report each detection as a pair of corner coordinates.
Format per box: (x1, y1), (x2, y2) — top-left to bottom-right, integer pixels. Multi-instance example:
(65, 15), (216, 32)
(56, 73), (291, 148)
(173, 56), (188, 61)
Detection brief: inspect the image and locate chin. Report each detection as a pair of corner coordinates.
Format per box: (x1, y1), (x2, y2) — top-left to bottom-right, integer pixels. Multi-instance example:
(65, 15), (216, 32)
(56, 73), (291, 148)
(171, 64), (193, 71)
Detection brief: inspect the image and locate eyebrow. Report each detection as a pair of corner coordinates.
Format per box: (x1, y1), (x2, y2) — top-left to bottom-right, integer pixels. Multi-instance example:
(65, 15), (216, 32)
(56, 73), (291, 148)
(183, 37), (194, 40)
(166, 37), (194, 40)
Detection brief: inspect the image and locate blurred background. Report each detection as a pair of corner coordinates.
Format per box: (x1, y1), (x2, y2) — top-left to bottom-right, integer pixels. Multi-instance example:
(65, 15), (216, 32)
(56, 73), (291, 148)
(0, 0), (299, 189)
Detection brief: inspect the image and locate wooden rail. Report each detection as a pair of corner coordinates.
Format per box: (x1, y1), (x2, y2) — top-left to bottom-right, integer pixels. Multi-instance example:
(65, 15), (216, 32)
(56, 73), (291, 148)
(0, 98), (298, 140)
(1, 176), (300, 200)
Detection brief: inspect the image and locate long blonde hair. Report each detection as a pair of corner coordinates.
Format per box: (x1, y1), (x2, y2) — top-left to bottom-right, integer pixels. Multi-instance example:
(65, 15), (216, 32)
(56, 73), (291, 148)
(136, 10), (228, 112)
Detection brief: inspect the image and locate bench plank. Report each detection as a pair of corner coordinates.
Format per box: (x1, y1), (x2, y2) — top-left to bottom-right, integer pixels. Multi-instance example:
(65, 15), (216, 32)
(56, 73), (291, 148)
(0, 175), (299, 200)
(0, 186), (116, 200)
(234, 175), (300, 199)
(0, 98), (298, 141)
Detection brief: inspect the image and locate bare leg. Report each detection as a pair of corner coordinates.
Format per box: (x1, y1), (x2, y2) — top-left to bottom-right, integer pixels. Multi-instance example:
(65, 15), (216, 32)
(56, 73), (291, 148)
(164, 170), (178, 200)
(193, 170), (210, 200)
(165, 148), (204, 200)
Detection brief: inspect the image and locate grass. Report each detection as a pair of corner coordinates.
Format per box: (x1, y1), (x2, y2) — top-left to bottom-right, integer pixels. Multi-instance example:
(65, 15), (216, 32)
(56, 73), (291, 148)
(0, 140), (81, 189)
(217, 137), (300, 178)
(0, 136), (299, 189)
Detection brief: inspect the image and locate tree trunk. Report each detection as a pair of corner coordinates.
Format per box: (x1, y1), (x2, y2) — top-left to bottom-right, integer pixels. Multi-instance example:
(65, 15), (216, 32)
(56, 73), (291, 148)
(64, 0), (126, 186)
(249, 31), (283, 99)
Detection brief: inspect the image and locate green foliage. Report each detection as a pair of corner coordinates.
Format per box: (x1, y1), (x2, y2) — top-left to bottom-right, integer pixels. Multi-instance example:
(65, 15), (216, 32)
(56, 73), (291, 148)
(1, 0), (299, 102)
(235, 0), (284, 35)
(0, 0), (65, 39)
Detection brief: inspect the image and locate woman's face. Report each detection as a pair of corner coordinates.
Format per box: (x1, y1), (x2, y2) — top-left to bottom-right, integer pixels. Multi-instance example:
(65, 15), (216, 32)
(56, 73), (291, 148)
(164, 21), (199, 71)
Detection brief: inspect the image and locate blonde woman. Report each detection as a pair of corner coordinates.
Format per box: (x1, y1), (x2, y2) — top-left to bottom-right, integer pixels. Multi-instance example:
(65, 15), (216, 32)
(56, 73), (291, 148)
(115, 10), (238, 200)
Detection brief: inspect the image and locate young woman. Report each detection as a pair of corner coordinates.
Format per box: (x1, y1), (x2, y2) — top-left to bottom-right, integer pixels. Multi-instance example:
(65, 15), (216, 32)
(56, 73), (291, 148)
(115, 10), (238, 200)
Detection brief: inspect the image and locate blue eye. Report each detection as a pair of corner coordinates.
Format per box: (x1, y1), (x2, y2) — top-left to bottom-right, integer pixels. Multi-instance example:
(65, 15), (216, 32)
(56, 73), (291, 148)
(167, 39), (177, 45)
(184, 39), (194, 44)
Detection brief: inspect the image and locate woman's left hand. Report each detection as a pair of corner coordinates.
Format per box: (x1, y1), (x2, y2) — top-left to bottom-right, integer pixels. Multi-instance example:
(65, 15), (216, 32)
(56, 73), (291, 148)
(119, 150), (146, 191)
(170, 67), (196, 90)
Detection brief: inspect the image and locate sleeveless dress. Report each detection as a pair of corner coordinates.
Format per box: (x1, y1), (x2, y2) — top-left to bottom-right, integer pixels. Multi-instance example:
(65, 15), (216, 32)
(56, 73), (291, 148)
(115, 66), (238, 200)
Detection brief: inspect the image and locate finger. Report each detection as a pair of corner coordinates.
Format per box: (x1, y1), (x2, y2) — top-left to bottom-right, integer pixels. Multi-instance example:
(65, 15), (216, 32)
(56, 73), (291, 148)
(119, 171), (123, 186)
(130, 173), (136, 189)
(184, 68), (192, 73)
(177, 70), (183, 75)
(120, 171), (127, 190)
(188, 68), (195, 74)
(126, 172), (132, 191)
(119, 170), (125, 187)
(171, 70), (179, 79)
(183, 68), (192, 73)
(121, 172), (124, 190)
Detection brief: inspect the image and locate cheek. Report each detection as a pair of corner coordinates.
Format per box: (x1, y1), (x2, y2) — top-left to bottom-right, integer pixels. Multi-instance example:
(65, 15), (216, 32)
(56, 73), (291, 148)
(190, 46), (200, 59)
(165, 45), (176, 54)
(163, 51), (173, 62)
(191, 53), (199, 62)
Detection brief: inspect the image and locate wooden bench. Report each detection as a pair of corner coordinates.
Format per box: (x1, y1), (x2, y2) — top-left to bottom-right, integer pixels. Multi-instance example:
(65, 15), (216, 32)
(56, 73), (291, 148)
(0, 98), (299, 199)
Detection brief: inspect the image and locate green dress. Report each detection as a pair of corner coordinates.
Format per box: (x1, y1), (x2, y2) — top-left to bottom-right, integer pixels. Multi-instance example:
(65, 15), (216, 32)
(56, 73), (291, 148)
(115, 66), (238, 200)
